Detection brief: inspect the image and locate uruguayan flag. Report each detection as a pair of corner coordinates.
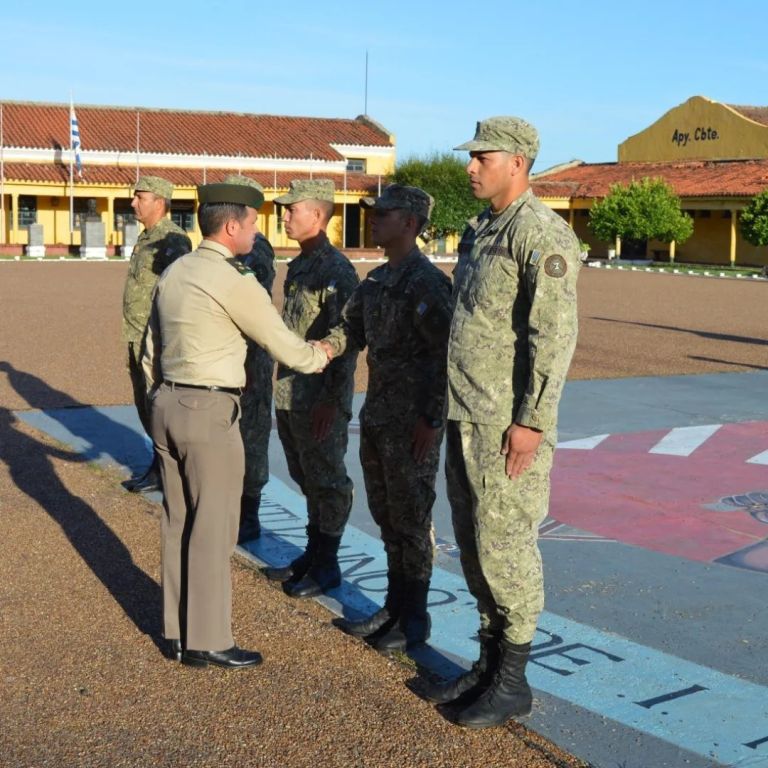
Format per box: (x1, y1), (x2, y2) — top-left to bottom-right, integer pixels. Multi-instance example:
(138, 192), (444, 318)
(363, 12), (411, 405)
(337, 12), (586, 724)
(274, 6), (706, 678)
(70, 103), (83, 178)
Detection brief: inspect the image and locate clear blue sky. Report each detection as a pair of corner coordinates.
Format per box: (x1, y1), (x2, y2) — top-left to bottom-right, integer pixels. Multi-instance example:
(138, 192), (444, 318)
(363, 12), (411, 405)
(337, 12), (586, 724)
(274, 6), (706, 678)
(1, 0), (765, 172)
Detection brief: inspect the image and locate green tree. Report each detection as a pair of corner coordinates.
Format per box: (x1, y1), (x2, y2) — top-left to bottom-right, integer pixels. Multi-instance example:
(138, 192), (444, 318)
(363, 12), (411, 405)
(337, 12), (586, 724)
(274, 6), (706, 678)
(588, 178), (693, 252)
(740, 189), (768, 249)
(391, 153), (484, 239)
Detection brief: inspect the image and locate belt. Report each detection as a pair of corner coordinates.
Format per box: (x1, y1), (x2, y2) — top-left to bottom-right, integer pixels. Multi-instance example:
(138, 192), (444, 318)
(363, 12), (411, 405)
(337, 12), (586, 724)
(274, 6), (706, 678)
(165, 381), (242, 396)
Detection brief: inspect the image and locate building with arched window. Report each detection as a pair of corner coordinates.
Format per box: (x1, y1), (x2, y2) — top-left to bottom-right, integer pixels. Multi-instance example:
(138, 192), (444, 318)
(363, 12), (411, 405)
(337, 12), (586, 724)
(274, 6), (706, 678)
(0, 101), (396, 255)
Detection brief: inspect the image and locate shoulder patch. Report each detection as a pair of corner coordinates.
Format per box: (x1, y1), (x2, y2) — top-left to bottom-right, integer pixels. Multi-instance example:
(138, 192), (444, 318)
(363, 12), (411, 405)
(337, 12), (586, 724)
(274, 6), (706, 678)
(544, 254), (567, 278)
(529, 249), (542, 266)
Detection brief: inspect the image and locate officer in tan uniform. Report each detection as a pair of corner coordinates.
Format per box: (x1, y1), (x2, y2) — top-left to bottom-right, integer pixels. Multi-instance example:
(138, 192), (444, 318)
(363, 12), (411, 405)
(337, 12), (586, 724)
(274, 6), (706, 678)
(264, 180), (359, 599)
(142, 182), (328, 669)
(421, 118), (580, 727)
(122, 175), (191, 493)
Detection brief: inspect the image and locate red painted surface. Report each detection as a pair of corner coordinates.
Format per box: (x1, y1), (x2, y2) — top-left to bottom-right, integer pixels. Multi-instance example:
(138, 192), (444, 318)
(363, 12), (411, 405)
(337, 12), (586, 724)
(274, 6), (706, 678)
(550, 421), (768, 564)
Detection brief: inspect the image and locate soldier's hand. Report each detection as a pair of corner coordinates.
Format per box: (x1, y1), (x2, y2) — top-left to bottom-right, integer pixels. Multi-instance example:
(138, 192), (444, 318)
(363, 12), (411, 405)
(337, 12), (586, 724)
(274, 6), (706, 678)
(500, 423), (542, 479)
(316, 340), (335, 361)
(412, 418), (438, 464)
(309, 340), (331, 372)
(311, 401), (337, 442)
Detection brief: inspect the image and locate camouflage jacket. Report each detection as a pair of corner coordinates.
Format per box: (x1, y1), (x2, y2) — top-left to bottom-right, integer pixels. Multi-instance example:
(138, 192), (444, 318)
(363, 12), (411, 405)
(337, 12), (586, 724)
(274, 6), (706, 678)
(274, 236), (359, 412)
(447, 188), (580, 432)
(122, 217), (191, 343)
(233, 234), (276, 392)
(325, 247), (452, 427)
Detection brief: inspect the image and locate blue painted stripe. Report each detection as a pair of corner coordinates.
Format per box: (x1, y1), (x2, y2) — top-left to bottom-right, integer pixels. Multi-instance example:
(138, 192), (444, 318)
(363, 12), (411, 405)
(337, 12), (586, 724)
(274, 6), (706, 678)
(249, 476), (768, 768)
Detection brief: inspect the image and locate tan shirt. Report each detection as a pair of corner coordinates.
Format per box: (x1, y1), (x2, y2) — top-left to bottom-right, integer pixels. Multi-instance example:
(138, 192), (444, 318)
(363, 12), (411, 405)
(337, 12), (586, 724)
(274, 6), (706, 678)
(142, 239), (325, 389)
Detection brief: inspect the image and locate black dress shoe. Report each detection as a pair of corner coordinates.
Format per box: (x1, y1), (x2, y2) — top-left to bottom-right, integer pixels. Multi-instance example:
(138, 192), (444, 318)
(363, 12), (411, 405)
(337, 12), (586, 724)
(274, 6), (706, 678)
(166, 639), (182, 661)
(181, 646), (263, 669)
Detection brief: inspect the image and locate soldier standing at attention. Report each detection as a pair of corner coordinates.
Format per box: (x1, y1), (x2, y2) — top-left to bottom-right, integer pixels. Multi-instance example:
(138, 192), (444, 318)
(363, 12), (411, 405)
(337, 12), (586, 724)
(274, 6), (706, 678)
(422, 118), (581, 727)
(263, 180), (359, 599)
(122, 176), (191, 493)
(142, 182), (328, 669)
(222, 174), (277, 544)
(321, 185), (452, 652)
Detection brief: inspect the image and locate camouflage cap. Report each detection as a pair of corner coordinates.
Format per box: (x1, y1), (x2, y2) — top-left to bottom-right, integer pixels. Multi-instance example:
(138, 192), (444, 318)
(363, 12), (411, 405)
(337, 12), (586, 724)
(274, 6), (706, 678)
(454, 116), (540, 159)
(274, 179), (335, 205)
(360, 184), (434, 220)
(197, 182), (264, 209)
(222, 174), (265, 195)
(134, 175), (174, 199)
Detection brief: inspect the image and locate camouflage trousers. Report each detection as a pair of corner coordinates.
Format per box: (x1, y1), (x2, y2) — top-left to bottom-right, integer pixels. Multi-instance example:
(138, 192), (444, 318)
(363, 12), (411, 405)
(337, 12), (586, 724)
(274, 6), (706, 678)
(239, 378), (272, 498)
(360, 421), (442, 583)
(127, 342), (152, 436)
(276, 408), (353, 537)
(445, 420), (554, 645)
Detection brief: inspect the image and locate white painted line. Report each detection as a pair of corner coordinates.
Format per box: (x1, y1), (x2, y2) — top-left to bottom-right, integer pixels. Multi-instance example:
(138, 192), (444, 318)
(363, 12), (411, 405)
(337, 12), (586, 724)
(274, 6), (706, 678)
(747, 449), (768, 466)
(557, 434), (611, 450)
(649, 424), (722, 456)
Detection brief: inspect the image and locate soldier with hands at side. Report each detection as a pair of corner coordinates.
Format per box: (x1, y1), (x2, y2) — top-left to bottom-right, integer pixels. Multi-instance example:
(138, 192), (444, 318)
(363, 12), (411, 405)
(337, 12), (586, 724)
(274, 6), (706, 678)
(421, 117), (581, 728)
(122, 176), (191, 493)
(142, 182), (328, 670)
(263, 180), (359, 599)
(321, 185), (452, 653)
(221, 174), (277, 544)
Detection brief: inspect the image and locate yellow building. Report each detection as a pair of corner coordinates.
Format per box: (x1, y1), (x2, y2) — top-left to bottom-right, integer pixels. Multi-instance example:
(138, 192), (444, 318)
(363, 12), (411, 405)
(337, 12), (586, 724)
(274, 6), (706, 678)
(0, 101), (396, 254)
(532, 96), (768, 265)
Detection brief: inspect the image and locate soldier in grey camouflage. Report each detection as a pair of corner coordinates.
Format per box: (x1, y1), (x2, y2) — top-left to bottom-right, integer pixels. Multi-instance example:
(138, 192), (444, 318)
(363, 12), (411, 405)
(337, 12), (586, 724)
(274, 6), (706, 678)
(122, 175), (191, 493)
(321, 185), (452, 653)
(222, 175), (276, 544)
(263, 179), (359, 599)
(420, 117), (581, 728)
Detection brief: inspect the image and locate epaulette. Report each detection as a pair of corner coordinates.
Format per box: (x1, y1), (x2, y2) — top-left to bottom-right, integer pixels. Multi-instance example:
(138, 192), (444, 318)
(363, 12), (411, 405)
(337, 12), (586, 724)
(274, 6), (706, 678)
(227, 257), (255, 277)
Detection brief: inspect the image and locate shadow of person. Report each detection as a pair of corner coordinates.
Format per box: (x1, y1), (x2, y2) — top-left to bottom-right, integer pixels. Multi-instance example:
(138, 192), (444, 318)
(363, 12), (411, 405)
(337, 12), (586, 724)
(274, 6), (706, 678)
(0, 360), (152, 478)
(0, 403), (164, 655)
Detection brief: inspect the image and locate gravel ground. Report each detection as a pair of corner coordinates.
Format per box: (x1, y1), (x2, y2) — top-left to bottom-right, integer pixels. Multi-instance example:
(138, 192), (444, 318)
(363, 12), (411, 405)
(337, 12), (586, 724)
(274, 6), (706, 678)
(1, 260), (766, 768)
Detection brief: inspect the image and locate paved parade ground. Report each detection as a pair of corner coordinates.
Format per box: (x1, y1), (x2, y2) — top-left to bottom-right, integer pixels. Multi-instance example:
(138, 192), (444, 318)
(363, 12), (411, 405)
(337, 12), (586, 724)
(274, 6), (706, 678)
(2, 260), (767, 768)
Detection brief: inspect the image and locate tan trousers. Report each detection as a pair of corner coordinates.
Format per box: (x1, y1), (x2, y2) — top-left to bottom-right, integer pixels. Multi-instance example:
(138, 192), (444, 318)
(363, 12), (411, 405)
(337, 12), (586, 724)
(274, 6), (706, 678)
(150, 383), (244, 651)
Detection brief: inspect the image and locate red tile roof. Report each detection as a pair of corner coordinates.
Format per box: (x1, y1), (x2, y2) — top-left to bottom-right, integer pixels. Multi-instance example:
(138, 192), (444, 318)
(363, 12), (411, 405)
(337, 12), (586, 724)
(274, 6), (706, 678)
(728, 104), (768, 127)
(0, 163), (383, 194)
(532, 159), (768, 199)
(0, 102), (392, 160)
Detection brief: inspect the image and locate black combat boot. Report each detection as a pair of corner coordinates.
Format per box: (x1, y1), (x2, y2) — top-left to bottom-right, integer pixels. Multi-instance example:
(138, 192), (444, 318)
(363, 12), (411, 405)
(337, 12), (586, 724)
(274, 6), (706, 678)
(237, 493), (262, 544)
(335, 572), (402, 638)
(263, 524), (318, 583)
(372, 579), (431, 652)
(454, 640), (533, 728)
(284, 531), (342, 598)
(421, 629), (501, 705)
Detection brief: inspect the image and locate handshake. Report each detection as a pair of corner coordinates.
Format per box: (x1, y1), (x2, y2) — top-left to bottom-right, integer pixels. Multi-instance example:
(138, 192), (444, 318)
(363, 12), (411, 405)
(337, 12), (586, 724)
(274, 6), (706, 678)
(309, 340), (335, 373)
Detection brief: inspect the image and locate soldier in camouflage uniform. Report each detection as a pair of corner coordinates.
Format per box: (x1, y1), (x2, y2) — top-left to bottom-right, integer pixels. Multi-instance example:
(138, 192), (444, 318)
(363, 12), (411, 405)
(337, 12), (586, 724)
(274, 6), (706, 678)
(263, 179), (359, 599)
(122, 176), (191, 493)
(323, 185), (452, 653)
(421, 118), (581, 728)
(222, 175), (276, 544)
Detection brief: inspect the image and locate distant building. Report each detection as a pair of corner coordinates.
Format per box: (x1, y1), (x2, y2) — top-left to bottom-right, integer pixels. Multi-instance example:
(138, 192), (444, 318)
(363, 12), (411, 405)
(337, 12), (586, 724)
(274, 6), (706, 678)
(532, 96), (768, 265)
(0, 101), (396, 253)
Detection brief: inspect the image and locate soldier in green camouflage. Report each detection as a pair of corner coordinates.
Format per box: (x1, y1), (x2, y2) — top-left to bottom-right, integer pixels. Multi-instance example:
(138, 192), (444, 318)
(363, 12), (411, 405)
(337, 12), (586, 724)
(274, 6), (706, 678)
(421, 117), (581, 728)
(122, 176), (191, 493)
(222, 175), (276, 544)
(263, 179), (359, 599)
(321, 185), (452, 653)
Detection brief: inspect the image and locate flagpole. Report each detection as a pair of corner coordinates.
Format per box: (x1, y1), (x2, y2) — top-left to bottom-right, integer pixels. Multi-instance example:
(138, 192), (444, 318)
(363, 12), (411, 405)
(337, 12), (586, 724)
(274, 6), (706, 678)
(0, 102), (5, 245)
(342, 168), (347, 249)
(69, 96), (74, 242)
(135, 110), (140, 184)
